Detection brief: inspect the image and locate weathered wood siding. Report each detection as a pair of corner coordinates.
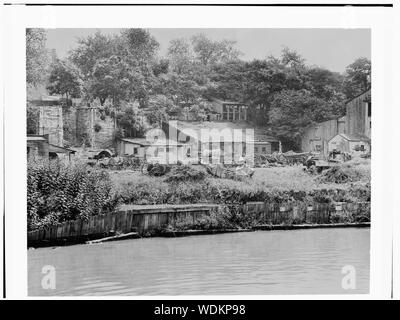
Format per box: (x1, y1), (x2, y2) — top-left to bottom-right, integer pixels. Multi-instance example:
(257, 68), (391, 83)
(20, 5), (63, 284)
(243, 201), (370, 225)
(346, 90), (371, 138)
(301, 117), (346, 156)
(301, 89), (371, 154)
(28, 202), (370, 247)
(28, 204), (218, 246)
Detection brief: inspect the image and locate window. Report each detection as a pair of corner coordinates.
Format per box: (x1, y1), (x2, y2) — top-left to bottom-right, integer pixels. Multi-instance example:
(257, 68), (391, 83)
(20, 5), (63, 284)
(360, 145), (365, 151)
(133, 147), (138, 155)
(222, 105), (228, 120)
(367, 102), (371, 117)
(228, 107), (234, 120)
(254, 147), (259, 153)
(262, 147), (266, 153)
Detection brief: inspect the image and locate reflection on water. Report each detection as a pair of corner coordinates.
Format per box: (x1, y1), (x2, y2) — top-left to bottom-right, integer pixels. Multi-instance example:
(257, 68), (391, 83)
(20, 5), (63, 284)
(28, 228), (369, 296)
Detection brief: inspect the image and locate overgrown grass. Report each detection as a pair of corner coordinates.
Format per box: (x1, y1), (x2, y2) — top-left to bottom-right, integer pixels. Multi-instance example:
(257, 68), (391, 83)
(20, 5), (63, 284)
(28, 159), (370, 231)
(110, 160), (371, 206)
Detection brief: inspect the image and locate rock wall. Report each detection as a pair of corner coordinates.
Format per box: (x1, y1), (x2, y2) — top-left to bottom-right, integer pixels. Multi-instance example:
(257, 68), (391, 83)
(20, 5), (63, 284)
(38, 106), (64, 146)
(37, 105), (116, 149)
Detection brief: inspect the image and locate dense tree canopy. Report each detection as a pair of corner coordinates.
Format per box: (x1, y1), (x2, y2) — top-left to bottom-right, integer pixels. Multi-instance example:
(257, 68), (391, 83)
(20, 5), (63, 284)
(343, 57), (371, 99)
(26, 28), (49, 87)
(47, 59), (82, 101)
(29, 28), (371, 148)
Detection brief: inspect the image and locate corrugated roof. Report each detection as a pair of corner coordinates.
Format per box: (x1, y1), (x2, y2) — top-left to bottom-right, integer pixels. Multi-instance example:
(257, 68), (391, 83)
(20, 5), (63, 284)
(169, 121), (279, 143)
(335, 133), (370, 142)
(121, 137), (188, 146)
(211, 98), (248, 105)
(48, 144), (76, 154)
(27, 136), (47, 141)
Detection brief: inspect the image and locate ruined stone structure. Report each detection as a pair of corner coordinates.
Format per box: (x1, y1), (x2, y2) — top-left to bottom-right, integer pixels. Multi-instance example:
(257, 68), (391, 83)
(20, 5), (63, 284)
(38, 106), (64, 146)
(35, 105), (116, 149)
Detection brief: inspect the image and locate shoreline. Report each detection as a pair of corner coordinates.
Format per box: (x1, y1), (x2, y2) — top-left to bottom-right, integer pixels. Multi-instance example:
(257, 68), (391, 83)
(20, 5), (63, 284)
(28, 222), (370, 248)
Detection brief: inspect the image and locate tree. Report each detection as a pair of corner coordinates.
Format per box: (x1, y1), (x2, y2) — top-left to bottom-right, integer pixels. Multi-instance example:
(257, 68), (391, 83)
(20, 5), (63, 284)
(167, 38), (194, 74)
(343, 57), (371, 99)
(269, 89), (341, 147)
(115, 103), (147, 137)
(86, 56), (131, 106)
(27, 105), (39, 134)
(191, 34), (241, 65)
(69, 31), (117, 78)
(47, 60), (82, 102)
(26, 28), (48, 87)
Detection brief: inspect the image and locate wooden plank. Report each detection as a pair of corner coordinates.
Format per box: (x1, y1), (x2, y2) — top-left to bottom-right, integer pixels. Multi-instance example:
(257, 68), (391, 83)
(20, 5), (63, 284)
(86, 232), (140, 244)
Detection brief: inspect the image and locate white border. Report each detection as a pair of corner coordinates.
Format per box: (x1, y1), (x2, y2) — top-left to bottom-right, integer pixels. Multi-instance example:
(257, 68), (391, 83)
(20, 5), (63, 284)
(2, 2), (396, 299)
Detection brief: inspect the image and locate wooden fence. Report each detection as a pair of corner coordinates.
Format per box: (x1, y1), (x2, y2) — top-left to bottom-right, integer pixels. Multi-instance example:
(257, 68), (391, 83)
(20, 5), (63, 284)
(243, 201), (370, 225)
(28, 202), (370, 247)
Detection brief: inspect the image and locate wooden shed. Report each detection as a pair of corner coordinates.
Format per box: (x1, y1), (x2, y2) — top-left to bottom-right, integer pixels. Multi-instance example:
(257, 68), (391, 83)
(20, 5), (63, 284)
(328, 134), (370, 156)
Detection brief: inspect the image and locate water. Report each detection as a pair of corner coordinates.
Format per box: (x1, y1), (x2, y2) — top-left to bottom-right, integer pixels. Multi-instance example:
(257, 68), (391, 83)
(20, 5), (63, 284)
(28, 228), (370, 296)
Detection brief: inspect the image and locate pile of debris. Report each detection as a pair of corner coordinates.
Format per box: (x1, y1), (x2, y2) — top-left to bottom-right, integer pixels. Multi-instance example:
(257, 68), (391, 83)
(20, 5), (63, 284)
(255, 151), (310, 167)
(205, 163), (254, 180)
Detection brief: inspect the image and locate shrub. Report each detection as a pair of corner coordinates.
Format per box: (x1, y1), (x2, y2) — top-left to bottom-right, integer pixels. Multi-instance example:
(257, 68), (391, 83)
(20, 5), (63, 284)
(147, 163), (171, 176)
(27, 159), (119, 231)
(164, 165), (206, 183)
(94, 123), (102, 132)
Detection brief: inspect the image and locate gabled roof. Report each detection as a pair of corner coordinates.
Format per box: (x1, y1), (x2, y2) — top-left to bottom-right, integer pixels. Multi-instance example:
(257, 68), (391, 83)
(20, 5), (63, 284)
(345, 88), (371, 105)
(27, 135), (47, 141)
(332, 133), (370, 142)
(121, 137), (188, 147)
(121, 138), (149, 146)
(211, 98), (248, 106)
(168, 121), (279, 143)
(48, 144), (76, 154)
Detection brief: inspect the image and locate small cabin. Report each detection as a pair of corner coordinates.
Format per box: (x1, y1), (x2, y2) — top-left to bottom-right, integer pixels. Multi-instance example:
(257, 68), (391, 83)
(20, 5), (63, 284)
(328, 134), (370, 156)
(27, 135), (76, 160)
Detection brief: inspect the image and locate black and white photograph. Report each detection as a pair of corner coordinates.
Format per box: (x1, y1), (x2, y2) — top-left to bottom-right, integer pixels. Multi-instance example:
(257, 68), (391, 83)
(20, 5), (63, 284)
(1, 1), (398, 302)
(25, 27), (372, 296)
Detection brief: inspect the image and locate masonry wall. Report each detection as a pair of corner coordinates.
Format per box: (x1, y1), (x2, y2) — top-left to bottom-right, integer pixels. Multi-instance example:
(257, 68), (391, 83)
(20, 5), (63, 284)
(37, 105), (116, 149)
(38, 106), (64, 146)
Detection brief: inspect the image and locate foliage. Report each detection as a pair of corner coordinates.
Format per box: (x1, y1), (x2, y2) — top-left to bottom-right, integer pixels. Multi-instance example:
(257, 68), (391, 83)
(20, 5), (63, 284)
(318, 159), (371, 184)
(147, 163), (172, 177)
(343, 57), (371, 99)
(115, 103), (147, 137)
(69, 31), (117, 78)
(94, 123), (102, 133)
(112, 164), (370, 206)
(36, 29), (370, 147)
(69, 29), (160, 107)
(191, 33), (241, 65)
(164, 165), (206, 183)
(87, 55), (131, 106)
(27, 159), (119, 231)
(26, 28), (49, 87)
(26, 104), (39, 134)
(47, 59), (82, 100)
(269, 89), (342, 143)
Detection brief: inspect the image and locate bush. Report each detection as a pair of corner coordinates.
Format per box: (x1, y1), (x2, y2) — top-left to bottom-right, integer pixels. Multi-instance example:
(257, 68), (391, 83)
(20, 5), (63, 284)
(147, 163), (171, 176)
(164, 165), (206, 183)
(27, 159), (119, 231)
(167, 205), (255, 231)
(94, 123), (102, 132)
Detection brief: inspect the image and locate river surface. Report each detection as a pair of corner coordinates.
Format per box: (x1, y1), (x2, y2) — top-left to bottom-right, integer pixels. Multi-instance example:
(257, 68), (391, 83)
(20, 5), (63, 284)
(28, 228), (369, 296)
